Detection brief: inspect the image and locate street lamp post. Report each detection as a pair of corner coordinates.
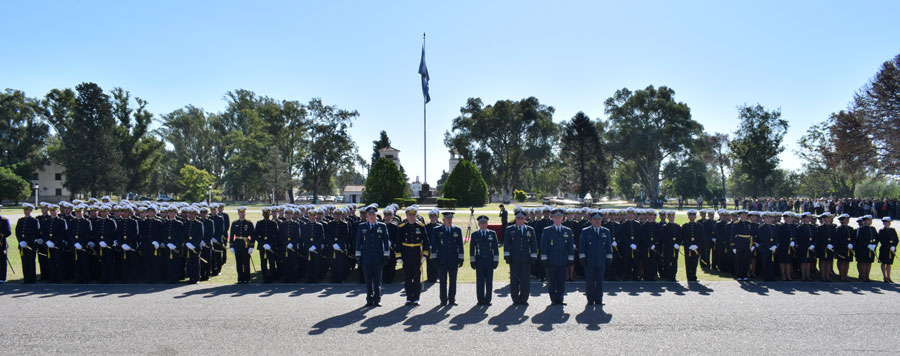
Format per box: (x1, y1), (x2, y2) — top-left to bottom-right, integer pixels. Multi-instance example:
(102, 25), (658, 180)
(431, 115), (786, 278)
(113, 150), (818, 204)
(34, 183), (39, 206)
(207, 185), (212, 204)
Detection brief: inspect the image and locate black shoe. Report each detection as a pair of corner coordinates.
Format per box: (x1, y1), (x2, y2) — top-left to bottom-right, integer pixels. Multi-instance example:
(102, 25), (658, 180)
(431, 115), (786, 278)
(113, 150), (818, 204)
(440, 301), (447, 306)
(450, 302), (458, 306)
(522, 302), (529, 306)
(374, 303), (382, 307)
(364, 302), (373, 307)
(485, 303), (492, 306)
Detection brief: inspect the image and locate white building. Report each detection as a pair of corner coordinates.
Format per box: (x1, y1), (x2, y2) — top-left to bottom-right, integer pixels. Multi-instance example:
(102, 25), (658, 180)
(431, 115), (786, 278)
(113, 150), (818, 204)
(410, 176), (422, 198)
(448, 149), (461, 173)
(31, 162), (69, 202)
(377, 147), (401, 168)
(342, 185), (364, 204)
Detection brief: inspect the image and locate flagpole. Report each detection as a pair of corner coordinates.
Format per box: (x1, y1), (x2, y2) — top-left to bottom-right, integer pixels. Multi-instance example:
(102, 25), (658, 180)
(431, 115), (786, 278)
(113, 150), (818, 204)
(423, 32), (427, 185)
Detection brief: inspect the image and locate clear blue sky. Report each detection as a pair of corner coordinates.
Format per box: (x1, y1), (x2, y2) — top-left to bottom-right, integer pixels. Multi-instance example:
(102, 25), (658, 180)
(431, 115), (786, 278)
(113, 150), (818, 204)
(3, 1), (899, 185)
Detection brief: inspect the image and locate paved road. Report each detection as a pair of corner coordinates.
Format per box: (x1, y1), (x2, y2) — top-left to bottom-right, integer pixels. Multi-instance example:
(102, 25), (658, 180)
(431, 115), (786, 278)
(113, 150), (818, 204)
(1, 281), (899, 355)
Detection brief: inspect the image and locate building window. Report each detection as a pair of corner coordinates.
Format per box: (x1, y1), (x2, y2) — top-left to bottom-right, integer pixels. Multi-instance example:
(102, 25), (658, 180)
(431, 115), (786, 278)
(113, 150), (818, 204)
(33, 172), (39, 180)
(55, 188), (62, 196)
(55, 173), (62, 181)
(386, 155), (393, 159)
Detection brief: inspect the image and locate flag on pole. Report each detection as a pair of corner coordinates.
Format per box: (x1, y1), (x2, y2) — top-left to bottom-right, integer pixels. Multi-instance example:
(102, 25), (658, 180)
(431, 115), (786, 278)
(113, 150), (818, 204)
(418, 42), (430, 104)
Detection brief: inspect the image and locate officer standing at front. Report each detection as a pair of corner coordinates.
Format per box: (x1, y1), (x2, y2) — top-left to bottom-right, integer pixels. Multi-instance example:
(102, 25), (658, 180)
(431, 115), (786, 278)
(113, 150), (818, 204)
(431, 211), (464, 306)
(541, 208), (574, 305)
(470, 215), (499, 306)
(580, 210), (612, 306)
(356, 206), (390, 307)
(504, 208), (537, 306)
(397, 206), (430, 306)
(229, 207), (255, 284)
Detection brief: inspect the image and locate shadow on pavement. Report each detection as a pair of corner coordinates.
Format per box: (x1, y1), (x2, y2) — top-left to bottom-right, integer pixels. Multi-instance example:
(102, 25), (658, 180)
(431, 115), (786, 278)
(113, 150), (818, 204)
(531, 305), (570, 331)
(309, 306), (371, 335)
(738, 281), (900, 296)
(403, 305), (451, 332)
(575, 306), (612, 330)
(0, 284), (183, 298)
(448, 304), (490, 330)
(488, 304), (529, 332)
(357, 305), (412, 334)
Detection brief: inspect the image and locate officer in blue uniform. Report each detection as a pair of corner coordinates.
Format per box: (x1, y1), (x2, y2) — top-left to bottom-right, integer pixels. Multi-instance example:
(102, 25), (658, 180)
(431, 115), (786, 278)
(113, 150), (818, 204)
(470, 215), (499, 306)
(541, 208), (574, 305)
(580, 210), (612, 306)
(504, 208), (537, 306)
(431, 211), (464, 306)
(356, 206), (390, 307)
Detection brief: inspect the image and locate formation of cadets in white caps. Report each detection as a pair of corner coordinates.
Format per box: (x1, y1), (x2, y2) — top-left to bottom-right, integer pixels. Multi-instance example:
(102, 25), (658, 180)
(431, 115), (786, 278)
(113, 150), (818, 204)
(2, 200), (897, 303)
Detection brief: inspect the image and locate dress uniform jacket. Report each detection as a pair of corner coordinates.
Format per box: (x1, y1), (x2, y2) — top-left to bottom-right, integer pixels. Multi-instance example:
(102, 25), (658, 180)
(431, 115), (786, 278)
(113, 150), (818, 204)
(504, 224), (537, 264)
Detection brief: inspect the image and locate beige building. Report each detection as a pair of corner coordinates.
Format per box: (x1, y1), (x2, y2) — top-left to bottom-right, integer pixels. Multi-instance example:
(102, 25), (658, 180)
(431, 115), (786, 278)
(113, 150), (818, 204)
(32, 162), (70, 202)
(342, 185), (364, 204)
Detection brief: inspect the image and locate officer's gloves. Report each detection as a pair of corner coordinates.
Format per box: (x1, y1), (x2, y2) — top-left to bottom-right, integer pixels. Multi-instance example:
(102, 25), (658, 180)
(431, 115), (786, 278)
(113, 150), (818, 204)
(186, 242), (196, 251)
(166, 243), (176, 250)
(248, 247), (254, 255)
(263, 243), (271, 251)
(808, 245), (815, 251)
(674, 243), (680, 250)
(74, 242), (83, 250)
(769, 245), (777, 252)
(18, 241), (27, 248)
(629, 244), (637, 250)
(46, 241), (56, 249)
(611, 241), (617, 248)
(287, 243), (294, 249)
(689, 245), (698, 251)
(309, 245), (316, 252)
(99, 241), (108, 248)
(200, 240), (208, 248)
(36, 238), (44, 245)
(152, 241), (160, 249)
(868, 244), (876, 251)
(848, 243), (854, 249)
(122, 244), (131, 251)
(332, 243), (341, 251)
(827, 244), (834, 250)
(789, 241), (796, 248)
(230, 247), (235, 254)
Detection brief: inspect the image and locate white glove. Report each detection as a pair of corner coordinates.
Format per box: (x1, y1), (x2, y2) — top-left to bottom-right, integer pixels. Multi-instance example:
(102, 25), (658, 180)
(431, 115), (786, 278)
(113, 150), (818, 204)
(808, 245), (815, 251)
(309, 245), (317, 252)
(74, 242), (83, 250)
(674, 243), (680, 250)
(19, 241), (27, 248)
(732, 249), (737, 254)
(287, 243), (294, 249)
(46, 241), (55, 249)
(200, 240), (208, 248)
(88, 241), (95, 248)
(789, 241), (796, 248)
(650, 244), (656, 250)
(35, 238), (44, 245)
(99, 241), (108, 248)
(263, 243), (271, 251)
(848, 243), (854, 249)
(167, 243), (176, 250)
(827, 244), (833, 250)
(230, 247), (235, 254)
(186, 242), (196, 250)
(769, 245), (777, 252)
(750, 245), (756, 252)
(630, 244), (637, 250)
(712, 238), (717, 243)
(122, 244), (131, 251)
(211, 238), (218, 244)
(611, 241), (618, 247)
(248, 247), (254, 255)
(892, 246), (896, 252)
(112, 240), (118, 247)
(152, 241), (160, 249)
(355, 251), (362, 257)
(333, 243), (342, 251)
(868, 244), (876, 251)
(689, 245), (698, 251)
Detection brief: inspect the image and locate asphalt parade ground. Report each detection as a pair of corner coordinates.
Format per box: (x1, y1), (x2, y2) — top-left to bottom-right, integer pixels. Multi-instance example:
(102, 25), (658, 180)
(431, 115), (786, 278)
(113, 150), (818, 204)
(1, 281), (899, 355)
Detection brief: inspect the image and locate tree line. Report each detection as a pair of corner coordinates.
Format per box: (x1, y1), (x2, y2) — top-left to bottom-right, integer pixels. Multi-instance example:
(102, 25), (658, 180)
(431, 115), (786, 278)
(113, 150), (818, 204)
(0, 83), (364, 203)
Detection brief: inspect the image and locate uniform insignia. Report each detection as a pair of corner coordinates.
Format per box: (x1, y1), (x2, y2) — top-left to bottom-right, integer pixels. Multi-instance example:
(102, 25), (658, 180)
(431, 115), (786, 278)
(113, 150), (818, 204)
(453, 232), (459, 237)
(415, 230), (421, 235)
(527, 232), (532, 237)
(488, 237), (493, 241)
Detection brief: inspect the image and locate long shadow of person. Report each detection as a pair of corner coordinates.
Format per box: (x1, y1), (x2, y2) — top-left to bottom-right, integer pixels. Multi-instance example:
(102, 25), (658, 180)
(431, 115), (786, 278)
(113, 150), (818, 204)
(493, 284), (511, 299)
(531, 305), (570, 331)
(575, 305), (612, 330)
(449, 305), (490, 331)
(487, 304), (528, 332)
(686, 281), (714, 296)
(403, 305), (451, 332)
(308, 306), (371, 335)
(357, 305), (412, 334)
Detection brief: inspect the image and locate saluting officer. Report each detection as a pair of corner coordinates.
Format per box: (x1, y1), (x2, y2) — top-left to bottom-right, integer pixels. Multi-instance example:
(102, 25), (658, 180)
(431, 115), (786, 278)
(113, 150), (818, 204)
(541, 208), (575, 306)
(229, 207), (255, 284)
(504, 208), (537, 306)
(431, 211), (464, 306)
(580, 210), (612, 306)
(356, 206), (390, 307)
(470, 215), (499, 306)
(397, 206), (431, 306)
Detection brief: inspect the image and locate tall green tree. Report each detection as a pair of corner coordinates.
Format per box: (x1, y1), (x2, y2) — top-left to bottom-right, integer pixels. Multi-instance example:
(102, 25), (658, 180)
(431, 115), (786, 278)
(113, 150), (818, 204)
(52, 83), (126, 197)
(0, 89), (49, 179)
(560, 111), (608, 198)
(856, 53), (900, 175)
(797, 109), (875, 197)
(605, 85), (701, 200)
(0, 166), (31, 203)
(444, 97), (557, 202)
(362, 158), (408, 206)
(662, 156), (709, 200)
(220, 90), (271, 199)
(158, 105), (226, 180)
(178, 164), (216, 203)
(442, 159), (489, 207)
(110, 88), (163, 195)
(300, 98), (360, 203)
(729, 104), (788, 197)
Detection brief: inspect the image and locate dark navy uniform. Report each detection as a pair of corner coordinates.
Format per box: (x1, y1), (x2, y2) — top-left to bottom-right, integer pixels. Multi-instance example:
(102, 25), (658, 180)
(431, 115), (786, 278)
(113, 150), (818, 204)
(255, 217), (280, 283)
(93, 216), (119, 283)
(36, 213), (52, 280)
(328, 218), (352, 283)
(42, 216), (68, 282)
(580, 224), (612, 305)
(16, 214), (41, 283)
(183, 218), (205, 283)
(397, 220), (430, 303)
(617, 220), (641, 281)
(855, 225), (878, 264)
(199, 216), (215, 280)
(757, 222), (779, 281)
(541, 224), (574, 305)
(67, 216), (93, 283)
(680, 221), (705, 281)
(878, 227), (897, 265)
(281, 217), (301, 282)
(355, 220), (390, 305)
(835, 224), (855, 262)
(504, 223), (537, 305)
(797, 222), (816, 263)
(302, 218), (324, 283)
(730, 220), (753, 279)
(470, 228), (499, 305)
(118, 216), (140, 283)
(139, 215), (164, 282)
(816, 222), (837, 261)
(229, 218), (255, 283)
(162, 217), (184, 283)
(777, 221), (798, 264)
(431, 224), (464, 305)
(0, 214), (10, 283)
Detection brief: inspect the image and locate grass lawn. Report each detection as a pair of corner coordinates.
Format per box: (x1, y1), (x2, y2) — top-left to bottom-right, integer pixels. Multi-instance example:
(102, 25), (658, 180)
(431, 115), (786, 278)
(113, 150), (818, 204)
(4, 212), (898, 284)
